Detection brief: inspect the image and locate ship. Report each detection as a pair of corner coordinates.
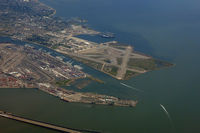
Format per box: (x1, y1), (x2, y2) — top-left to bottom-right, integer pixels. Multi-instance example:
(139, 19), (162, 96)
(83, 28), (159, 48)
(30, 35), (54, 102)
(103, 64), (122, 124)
(74, 65), (83, 70)
(99, 32), (115, 38)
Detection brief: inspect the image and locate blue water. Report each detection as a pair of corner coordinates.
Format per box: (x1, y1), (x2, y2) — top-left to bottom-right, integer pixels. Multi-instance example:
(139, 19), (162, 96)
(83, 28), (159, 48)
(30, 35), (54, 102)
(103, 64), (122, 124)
(40, 0), (200, 132)
(0, 0), (200, 133)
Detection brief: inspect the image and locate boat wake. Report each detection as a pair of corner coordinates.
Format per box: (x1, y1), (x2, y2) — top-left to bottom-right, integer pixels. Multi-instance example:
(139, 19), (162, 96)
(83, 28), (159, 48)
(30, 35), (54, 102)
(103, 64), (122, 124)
(120, 83), (144, 92)
(160, 104), (175, 132)
(160, 104), (171, 119)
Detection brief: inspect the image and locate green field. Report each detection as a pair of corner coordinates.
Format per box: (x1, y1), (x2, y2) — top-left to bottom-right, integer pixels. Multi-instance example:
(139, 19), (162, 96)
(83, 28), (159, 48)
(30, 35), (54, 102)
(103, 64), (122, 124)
(127, 58), (173, 71)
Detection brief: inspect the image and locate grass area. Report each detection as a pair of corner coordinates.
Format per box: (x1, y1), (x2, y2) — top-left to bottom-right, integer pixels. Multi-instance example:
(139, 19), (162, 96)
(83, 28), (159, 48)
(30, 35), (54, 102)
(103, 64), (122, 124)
(109, 42), (128, 49)
(117, 57), (122, 65)
(154, 59), (173, 68)
(124, 70), (139, 80)
(110, 66), (118, 76)
(71, 56), (119, 77)
(89, 56), (102, 59)
(85, 53), (102, 56)
(110, 45), (127, 50)
(127, 58), (173, 71)
(55, 79), (71, 86)
(72, 56), (103, 70)
(128, 58), (157, 70)
(103, 65), (118, 76)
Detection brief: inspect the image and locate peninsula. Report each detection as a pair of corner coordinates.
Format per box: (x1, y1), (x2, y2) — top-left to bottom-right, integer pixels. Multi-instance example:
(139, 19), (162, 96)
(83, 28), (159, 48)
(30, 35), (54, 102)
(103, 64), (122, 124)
(0, 0), (173, 80)
(0, 0), (173, 107)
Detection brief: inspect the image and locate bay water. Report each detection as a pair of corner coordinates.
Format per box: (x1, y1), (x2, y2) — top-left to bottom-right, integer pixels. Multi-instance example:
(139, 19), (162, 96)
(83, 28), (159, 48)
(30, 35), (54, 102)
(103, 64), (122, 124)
(1, 0), (200, 132)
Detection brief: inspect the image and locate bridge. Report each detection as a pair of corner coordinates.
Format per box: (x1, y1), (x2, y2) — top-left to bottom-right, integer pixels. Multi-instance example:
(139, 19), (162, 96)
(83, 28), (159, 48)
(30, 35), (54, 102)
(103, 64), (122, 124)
(0, 111), (100, 133)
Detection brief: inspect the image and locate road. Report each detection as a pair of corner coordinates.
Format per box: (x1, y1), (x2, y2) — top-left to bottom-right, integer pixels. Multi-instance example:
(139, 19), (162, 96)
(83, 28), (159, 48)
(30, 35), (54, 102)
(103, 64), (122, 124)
(0, 111), (81, 133)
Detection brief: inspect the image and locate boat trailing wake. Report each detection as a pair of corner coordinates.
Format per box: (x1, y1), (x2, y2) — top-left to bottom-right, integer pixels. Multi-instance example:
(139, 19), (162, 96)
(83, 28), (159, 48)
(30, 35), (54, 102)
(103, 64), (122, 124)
(120, 83), (144, 92)
(160, 104), (175, 132)
(160, 104), (171, 119)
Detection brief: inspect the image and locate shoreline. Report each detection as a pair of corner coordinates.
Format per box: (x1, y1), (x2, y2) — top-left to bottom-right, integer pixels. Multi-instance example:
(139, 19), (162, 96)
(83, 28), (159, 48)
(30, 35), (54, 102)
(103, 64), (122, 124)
(0, 0), (174, 81)
(0, 0), (173, 108)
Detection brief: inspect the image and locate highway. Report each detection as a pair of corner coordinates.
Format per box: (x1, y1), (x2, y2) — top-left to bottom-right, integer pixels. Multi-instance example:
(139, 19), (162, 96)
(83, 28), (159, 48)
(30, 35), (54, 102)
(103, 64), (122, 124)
(0, 111), (100, 133)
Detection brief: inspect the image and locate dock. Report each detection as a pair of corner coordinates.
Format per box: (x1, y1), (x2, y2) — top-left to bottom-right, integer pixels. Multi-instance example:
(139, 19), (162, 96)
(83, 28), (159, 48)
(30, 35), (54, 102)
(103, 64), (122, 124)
(0, 111), (100, 133)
